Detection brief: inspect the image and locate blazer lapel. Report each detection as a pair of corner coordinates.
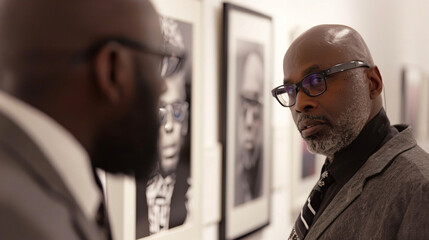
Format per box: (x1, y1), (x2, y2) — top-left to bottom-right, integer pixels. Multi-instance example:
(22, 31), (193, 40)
(0, 111), (105, 240)
(306, 126), (416, 239)
(0, 111), (76, 204)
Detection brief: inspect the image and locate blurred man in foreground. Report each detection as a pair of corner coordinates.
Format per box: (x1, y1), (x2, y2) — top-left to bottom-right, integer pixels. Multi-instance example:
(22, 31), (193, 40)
(0, 0), (183, 239)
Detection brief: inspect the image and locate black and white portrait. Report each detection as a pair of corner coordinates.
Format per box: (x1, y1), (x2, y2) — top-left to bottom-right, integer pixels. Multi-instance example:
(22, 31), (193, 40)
(136, 17), (192, 238)
(222, 5), (272, 238)
(234, 40), (264, 206)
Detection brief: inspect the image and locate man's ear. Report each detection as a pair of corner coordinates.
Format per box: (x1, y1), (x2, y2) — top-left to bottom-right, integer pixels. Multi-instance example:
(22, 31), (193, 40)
(93, 42), (134, 105)
(367, 65), (383, 99)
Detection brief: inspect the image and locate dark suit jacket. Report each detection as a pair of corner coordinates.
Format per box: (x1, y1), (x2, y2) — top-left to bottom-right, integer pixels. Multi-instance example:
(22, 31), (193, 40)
(306, 125), (429, 240)
(136, 162), (190, 238)
(234, 147), (263, 206)
(0, 111), (107, 240)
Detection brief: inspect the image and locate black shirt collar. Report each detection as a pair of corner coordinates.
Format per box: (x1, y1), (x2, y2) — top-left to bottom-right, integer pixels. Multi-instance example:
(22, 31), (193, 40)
(326, 108), (397, 186)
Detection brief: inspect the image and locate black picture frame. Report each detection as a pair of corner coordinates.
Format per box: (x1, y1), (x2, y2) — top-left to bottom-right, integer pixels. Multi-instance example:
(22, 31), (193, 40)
(220, 3), (272, 240)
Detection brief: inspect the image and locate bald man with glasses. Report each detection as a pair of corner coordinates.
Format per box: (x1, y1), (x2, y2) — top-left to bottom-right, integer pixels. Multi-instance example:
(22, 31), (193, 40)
(272, 24), (429, 240)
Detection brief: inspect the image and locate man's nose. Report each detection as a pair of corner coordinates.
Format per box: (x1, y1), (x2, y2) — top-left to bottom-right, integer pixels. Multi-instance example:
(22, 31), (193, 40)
(244, 108), (255, 127)
(163, 111), (174, 133)
(293, 90), (317, 113)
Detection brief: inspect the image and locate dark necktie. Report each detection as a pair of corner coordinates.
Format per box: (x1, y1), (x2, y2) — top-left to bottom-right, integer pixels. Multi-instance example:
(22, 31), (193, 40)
(289, 166), (334, 240)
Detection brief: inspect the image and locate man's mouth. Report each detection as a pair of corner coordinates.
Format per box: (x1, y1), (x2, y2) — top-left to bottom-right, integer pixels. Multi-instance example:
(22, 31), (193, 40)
(300, 123), (326, 138)
(162, 145), (177, 159)
(297, 114), (329, 138)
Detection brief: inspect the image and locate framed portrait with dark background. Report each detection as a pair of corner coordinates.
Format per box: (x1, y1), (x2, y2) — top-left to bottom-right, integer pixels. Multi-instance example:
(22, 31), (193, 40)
(135, 16), (192, 239)
(220, 3), (272, 240)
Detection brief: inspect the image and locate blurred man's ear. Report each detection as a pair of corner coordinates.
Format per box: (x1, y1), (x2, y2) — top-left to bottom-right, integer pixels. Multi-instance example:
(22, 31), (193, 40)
(93, 42), (134, 106)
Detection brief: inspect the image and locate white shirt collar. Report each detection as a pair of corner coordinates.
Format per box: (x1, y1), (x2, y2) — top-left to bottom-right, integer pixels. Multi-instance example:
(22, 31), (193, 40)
(0, 90), (101, 221)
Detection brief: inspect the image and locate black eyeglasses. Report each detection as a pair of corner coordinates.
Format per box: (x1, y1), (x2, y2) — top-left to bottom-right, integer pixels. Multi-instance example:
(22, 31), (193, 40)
(71, 36), (186, 78)
(271, 61), (370, 107)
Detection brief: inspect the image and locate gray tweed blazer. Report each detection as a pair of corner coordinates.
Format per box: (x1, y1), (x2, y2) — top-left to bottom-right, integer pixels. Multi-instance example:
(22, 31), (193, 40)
(0, 111), (107, 240)
(306, 125), (429, 240)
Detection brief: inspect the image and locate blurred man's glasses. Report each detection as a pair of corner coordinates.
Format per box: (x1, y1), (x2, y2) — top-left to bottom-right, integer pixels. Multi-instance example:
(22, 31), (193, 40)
(271, 61), (370, 107)
(72, 37), (186, 78)
(159, 102), (189, 124)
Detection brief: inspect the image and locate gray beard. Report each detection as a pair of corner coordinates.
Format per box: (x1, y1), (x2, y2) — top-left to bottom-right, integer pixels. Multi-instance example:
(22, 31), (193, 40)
(303, 77), (371, 159)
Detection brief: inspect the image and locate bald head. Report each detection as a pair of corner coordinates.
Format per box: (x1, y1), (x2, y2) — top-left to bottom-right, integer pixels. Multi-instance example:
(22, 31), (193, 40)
(284, 24), (382, 111)
(242, 52), (263, 99)
(281, 24), (384, 158)
(286, 24), (374, 67)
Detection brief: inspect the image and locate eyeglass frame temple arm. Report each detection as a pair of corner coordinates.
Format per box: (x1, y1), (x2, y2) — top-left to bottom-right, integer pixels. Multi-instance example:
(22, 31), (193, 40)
(70, 36), (186, 64)
(324, 61), (370, 76)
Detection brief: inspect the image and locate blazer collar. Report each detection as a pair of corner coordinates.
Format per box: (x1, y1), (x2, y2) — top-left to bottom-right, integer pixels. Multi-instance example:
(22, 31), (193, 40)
(0, 111), (76, 203)
(0, 111), (105, 240)
(306, 125), (415, 239)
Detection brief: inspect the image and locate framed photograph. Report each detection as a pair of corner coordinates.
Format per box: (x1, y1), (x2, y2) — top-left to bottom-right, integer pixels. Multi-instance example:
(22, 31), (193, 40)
(289, 130), (325, 215)
(105, 1), (203, 240)
(401, 65), (425, 140)
(220, 3), (272, 239)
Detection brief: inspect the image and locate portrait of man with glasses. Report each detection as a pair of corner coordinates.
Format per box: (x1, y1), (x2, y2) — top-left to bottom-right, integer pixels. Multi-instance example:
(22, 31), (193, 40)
(136, 17), (192, 238)
(234, 41), (265, 206)
(273, 24), (429, 240)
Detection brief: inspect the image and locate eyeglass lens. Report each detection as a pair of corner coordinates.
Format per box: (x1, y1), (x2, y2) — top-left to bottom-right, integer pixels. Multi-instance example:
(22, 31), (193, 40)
(159, 102), (188, 124)
(276, 73), (326, 106)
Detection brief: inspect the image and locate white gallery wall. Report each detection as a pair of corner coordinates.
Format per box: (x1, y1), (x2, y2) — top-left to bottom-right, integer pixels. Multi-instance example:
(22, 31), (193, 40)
(198, 0), (429, 240)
